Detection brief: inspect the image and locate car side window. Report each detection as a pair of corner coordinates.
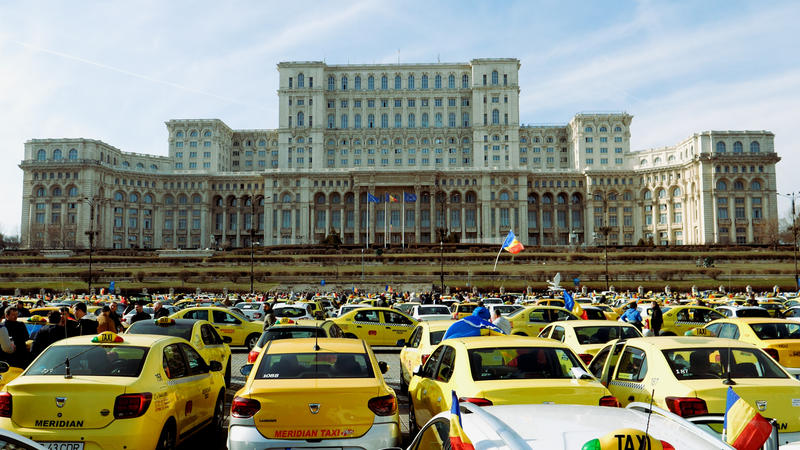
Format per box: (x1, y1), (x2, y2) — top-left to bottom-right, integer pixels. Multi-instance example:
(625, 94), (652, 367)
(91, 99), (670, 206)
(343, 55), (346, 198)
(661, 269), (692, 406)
(719, 323), (740, 339)
(538, 325), (552, 338)
(409, 327), (423, 347)
(421, 346), (446, 378)
(435, 346), (456, 382)
(163, 344), (188, 379)
(529, 309), (547, 322)
(551, 326), (566, 342)
(555, 310), (577, 321)
(327, 323), (343, 338)
(722, 309), (733, 317)
(213, 310), (241, 325)
(706, 310), (724, 322)
(353, 310), (380, 323)
(589, 346), (609, 378)
(184, 310), (207, 321)
(411, 418), (450, 450)
(200, 324), (217, 345)
(384, 311), (412, 325)
(615, 347), (647, 382)
(181, 343), (209, 375)
(705, 323), (723, 337)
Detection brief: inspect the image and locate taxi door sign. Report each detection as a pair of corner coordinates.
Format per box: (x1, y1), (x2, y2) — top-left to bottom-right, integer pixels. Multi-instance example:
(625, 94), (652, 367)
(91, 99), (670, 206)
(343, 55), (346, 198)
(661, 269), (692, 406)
(581, 428), (671, 450)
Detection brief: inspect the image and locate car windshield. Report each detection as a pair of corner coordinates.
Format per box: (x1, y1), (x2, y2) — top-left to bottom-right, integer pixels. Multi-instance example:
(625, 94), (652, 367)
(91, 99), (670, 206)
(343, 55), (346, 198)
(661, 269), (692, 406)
(430, 331), (446, 346)
(468, 347), (586, 381)
(126, 321), (193, 341)
(574, 326), (641, 345)
(662, 347), (788, 380)
(274, 307), (308, 318)
(257, 327), (325, 347)
(419, 306), (450, 315)
(749, 322), (800, 340)
(255, 352), (374, 379)
(236, 303), (261, 310)
(27, 345), (149, 377)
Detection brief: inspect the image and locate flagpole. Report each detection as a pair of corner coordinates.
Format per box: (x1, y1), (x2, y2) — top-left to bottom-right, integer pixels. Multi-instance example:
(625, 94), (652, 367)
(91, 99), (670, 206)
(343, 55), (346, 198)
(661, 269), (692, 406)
(366, 201), (369, 250)
(402, 193), (405, 250)
(493, 229), (512, 271)
(384, 197), (388, 248)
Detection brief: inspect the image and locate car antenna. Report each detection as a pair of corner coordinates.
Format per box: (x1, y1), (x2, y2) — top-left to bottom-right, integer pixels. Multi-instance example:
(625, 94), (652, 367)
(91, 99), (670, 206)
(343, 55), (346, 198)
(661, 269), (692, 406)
(644, 377), (658, 437)
(723, 345), (735, 385)
(64, 356), (72, 379)
(314, 329), (320, 351)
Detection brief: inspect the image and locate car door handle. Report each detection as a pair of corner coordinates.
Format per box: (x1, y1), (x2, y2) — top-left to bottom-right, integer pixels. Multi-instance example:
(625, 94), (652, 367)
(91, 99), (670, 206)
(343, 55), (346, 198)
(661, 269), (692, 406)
(628, 395), (635, 402)
(356, 325), (362, 328)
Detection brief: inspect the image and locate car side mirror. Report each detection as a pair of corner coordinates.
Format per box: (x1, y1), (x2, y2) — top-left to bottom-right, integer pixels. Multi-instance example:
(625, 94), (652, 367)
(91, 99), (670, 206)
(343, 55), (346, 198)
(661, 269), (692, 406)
(396, 338), (406, 347)
(378, 361), (389, 374)
(222, 336), (233, 344)
(240, 364), (253, 377)
(209, 360), (223, 372)
(0, 362), (8, 374)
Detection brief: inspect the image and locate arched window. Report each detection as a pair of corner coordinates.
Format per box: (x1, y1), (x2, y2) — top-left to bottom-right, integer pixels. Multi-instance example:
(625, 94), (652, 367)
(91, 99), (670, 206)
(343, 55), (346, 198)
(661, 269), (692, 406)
(408, 113), (415, 129)
(354, 75), (361, 90)
(297, 112), (304, 127)
(657, 189), (666, 199)
(297, 73), (304, 87)
(435, 113), (442, 128)
(282, 193), (292, 203)
(341, 114), (348, 129)
(381, 75), (388, 90)
(190, 130), (198, 137)
(462, 74), (469, 88)
(434, 74), (442, 89)
(53, 149), (62, 160)
(407, 74), (415, 90)
(421, 113), (429, 128)
(394, 75), (401, 89)
(68, 149), (78, 160)
(68, 186), (78, 197)
(557, 194), (567, 204)
(492, 109), (499, 124)
(341, 75), (347, 90)
(354, 114), (362, 129)
(571, 193), (582, 204)
(450, 192), (461, 203)
(37, 149), (46, 161)
(750, 180), (762, 190)
(176, 131), (184, 138)
(643, 190), (652, 200)
(608, 193), (617, 201)
(623, 191), (633, 201)
(599, 126), (607, 132)
(316, 193), (326, 204)
(734, 181), (744, 191)
(327, 76), (335, 91)
(716, 180), (727, 191)
(750, 141), (760, 153)
(179, 195), (188, 205)
(585, 126), (593, 133)
(164, 195), (175, 205)
(129, 193), (139, 202)
(421, 74), (428, 89)
(381, 114), (388, 128)
(367, 75), (374, 90)
(330, 193), (341, 204)
(114, 191), (124, 201)
(143, 194), (153, 204)
(672, 187), (682, 197)
(640, 159), (647, 166)
(368, 114), (375, 129)
(716, 141), (726, 153)
(499, 191), (510, 201)
(491, 70), (498, 85)
(614, 126), (622, 132)
(466, 192), (477, 203)
(733, 141), (743, 153)
(542, 194), (552, 205)
(51, 186), (62, 196)
(36, 187), (45, 197)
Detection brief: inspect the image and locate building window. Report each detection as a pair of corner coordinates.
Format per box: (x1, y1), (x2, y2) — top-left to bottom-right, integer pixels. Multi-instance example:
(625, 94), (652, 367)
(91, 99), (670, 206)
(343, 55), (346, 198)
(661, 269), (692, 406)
(716, 141), (726, 153)
(491, 70), (498, 85)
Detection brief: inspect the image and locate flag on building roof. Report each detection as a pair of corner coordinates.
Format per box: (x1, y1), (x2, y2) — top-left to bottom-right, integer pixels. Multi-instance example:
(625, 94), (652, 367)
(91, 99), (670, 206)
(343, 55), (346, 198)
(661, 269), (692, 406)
(449, 391), (475, 450)
(502, 230), (524, 254)
(367, 193), (379, 203)
(387, 194), (399, 203)
(404, 192), (417, 202)
(724, 386), (773, 450)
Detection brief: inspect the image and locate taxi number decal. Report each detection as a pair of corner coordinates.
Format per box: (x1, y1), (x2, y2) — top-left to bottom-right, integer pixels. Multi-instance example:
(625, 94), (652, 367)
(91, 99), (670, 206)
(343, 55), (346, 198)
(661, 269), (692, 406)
(154, 392), (169, 411)
(220, 329), (234, 334)
(274, 428), (354, 438)
(263, 373), (279, 378)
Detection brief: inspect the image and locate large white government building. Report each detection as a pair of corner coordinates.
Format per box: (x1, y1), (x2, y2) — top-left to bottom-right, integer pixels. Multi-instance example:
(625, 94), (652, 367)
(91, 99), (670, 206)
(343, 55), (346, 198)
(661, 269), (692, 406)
(19, 58), (780, 249)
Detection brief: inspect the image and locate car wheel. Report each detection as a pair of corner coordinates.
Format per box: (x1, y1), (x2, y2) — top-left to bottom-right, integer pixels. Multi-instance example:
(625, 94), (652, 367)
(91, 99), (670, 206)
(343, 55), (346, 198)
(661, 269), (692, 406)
(206, 391), (225, 444)
(156, 421), (176, 450)
(245, 333), (260, 350)
(399, 372), (408, 394)
(661, 331), (676, 336)
(224, 358), (232, 388)
(408, 399), (420, 437)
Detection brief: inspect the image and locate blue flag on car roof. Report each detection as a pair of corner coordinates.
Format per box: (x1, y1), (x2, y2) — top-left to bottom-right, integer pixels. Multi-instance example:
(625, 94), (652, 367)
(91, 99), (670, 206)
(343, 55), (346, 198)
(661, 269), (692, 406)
(443, 307), (505, 340)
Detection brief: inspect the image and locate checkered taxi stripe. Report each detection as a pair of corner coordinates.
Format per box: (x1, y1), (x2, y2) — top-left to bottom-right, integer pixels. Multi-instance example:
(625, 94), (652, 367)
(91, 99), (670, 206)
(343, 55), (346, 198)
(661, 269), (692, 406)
(610, 380), (646, 390)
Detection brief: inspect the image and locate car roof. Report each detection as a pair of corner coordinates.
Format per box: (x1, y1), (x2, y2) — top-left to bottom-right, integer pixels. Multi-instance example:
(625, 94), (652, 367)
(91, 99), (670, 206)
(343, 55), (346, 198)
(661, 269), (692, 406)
(265, 337), (367, 353)
(550, 319), (634, 328)
(620, 336), (753, 349)
(445, 335), (569, 349)
(717, 317), (794, 324)
(51, 333), (175, 347)
(417, 320), (454, 331)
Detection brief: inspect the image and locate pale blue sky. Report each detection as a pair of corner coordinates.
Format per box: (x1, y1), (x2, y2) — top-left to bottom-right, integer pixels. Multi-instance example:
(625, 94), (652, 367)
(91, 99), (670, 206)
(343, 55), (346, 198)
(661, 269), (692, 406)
(1, 0), (799, 236)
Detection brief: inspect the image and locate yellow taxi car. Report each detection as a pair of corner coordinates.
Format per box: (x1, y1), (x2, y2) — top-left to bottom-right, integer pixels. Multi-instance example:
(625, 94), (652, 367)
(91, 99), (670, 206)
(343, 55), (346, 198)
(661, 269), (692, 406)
(247, 319), (345, 363)
(0, 331), (227, 450)
(407, 335), (618, 436)
(332, 307), (417, 346)
(298, 300), (326, 319)
(759, 301), (786, 318)
(656, 305), (724, 336)
(534, 298), (566, 308)
(228, 338), (400, 449)
(506, 306), (581, 337)
(170, 306), (263, 349)
(450, 302), (479, 320)
(537, 320), (642, 365)
(591, 304), (620, 321)
(0, 363), (22, 391)
(398, 320), (452, 393)
(587, 336), (800, 442)
(704, 317), (800, 377)
(126, 317), (233, 387)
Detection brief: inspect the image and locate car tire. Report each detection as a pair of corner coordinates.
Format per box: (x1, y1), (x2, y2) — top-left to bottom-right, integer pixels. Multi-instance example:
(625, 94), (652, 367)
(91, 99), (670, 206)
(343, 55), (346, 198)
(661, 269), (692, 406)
(156, 421), (176, 450)
(408, 399), (420, 437)
(245, 333), (260, 350)
(399, 372), (408, 394)
(206, 391), (226, 444)
(661, 331), (676, 336)
(224, 358), (232, 388)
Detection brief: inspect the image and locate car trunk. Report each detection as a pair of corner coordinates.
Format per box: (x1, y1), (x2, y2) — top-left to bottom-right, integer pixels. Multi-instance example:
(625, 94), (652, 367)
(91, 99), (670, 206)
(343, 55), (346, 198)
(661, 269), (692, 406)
(689, 379), (800, 432)
(252, 378), (381, 440)
(9, 376), (128, 429)
(474, 379), (610, 406)
(763, 340), (800, 368)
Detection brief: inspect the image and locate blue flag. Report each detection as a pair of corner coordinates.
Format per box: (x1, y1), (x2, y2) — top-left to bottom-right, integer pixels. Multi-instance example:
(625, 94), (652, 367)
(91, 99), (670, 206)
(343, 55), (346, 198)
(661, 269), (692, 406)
(367, 193), (379, 203)
(404, 192), (417, 202)
(109, 281), (115, 294)
(563, 290), (574, 312)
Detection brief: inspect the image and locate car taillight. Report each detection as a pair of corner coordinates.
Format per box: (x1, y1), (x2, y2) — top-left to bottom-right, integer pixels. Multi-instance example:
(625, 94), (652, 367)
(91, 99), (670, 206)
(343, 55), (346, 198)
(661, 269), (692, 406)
(247, 350), (259, 364)
(114, 393), (152, 419)
(368, 395), (397, 416)
(231, 396), (261, 418)
(763, 348), (780, 362)
(598, 395), (620, 407)
(0, 392), (11, 417)
(421, 354), (431, 365)
(578, 353), (594, 365)
(459, 397), (493, 406)
(254, 313), (262, 318)
(665, 396), (707, 417)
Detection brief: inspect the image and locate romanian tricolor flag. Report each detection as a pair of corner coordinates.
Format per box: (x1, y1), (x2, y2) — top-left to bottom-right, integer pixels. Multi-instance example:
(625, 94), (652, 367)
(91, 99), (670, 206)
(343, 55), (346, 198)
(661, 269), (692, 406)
(724, 387), (772, 450)
(502, 230), (524, 254)
(449, 391), (475, 450)
(564, 290), (587, 319)
(386, 194), (399, 203)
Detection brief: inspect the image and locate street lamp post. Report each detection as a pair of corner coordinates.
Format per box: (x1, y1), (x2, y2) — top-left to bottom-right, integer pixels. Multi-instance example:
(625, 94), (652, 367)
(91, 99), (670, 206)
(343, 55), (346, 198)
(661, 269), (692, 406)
(597, 193), (612, 291)
(361, 248), (365, 281)
(83, 197), (99, 295)
(436, 185), (447, 295)
(779, 192), (799, 292)
(249, 199), (256, 294)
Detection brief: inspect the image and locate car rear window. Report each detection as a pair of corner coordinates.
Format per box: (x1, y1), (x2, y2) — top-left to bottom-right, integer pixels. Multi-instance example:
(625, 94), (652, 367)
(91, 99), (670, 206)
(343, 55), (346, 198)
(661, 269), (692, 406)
(236, 303), (262, 310)
(419, 306), (450, 315)
(127, 321), (193, 341)
(749, 322), (800, 340)
(736, 309), (770, 318)
(574, 326), (640, 345)
(257, 327), (326, 347)
(457, 304), (477, 314)
(255, 352), (374, 379)
(662, 347), (788, 380)
(27, 345), (149, 377)
(467, 347), (585, 381)
(274, 307), (308, 318)
(430, 331), (446, 346)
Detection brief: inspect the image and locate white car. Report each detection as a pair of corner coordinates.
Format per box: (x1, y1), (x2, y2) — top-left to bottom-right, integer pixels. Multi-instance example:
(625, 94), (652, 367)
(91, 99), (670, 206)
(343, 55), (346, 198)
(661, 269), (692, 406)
(716, 305), (771, 318)
(408, 402), (735, 449)
(489, 304), (523, 317)
(121, 305), (177, 327)
(235, 302), (268, 321)
(337, 303), (369, 317)
(411, 305), (452, 321)
(482, 297), (504, 306)
(271, 302), (315, 321)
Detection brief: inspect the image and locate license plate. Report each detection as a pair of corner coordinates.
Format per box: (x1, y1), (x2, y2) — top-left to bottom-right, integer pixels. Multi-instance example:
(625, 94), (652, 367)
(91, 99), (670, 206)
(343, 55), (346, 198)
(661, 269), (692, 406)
(42, 443), (84, 450)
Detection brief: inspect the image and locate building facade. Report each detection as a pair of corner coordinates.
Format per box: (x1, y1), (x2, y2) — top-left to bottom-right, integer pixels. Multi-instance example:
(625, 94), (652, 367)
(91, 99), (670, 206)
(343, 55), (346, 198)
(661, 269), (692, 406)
(19, 58), (780, 249)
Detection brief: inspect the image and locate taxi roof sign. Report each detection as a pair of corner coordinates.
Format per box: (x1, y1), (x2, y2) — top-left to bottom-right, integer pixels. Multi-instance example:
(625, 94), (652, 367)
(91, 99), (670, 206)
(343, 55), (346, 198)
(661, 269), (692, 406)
(277, 317), (295, 325)
(582, 428), (673, 450)
(92, 331), (124, 343)
(28, 315), (46, 324)
(155, 317), (176, 326)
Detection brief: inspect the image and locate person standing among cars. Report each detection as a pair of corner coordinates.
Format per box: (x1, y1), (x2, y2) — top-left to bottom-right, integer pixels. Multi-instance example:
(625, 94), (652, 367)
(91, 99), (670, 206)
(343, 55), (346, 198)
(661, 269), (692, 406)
(31, 311), (66, 358)
(108, 302), (123, 332)
(0, 309), (16, 363)
(96, 306), (115, 333)
(490, 308), (511, 335)
(621, 302), (643, 331)
(649, 301), (663, 336)
(3, 307), (30, 367)
(152, 301), (170, 319)
(72, 302), (98, 336)
(130, 301), (152, 325)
